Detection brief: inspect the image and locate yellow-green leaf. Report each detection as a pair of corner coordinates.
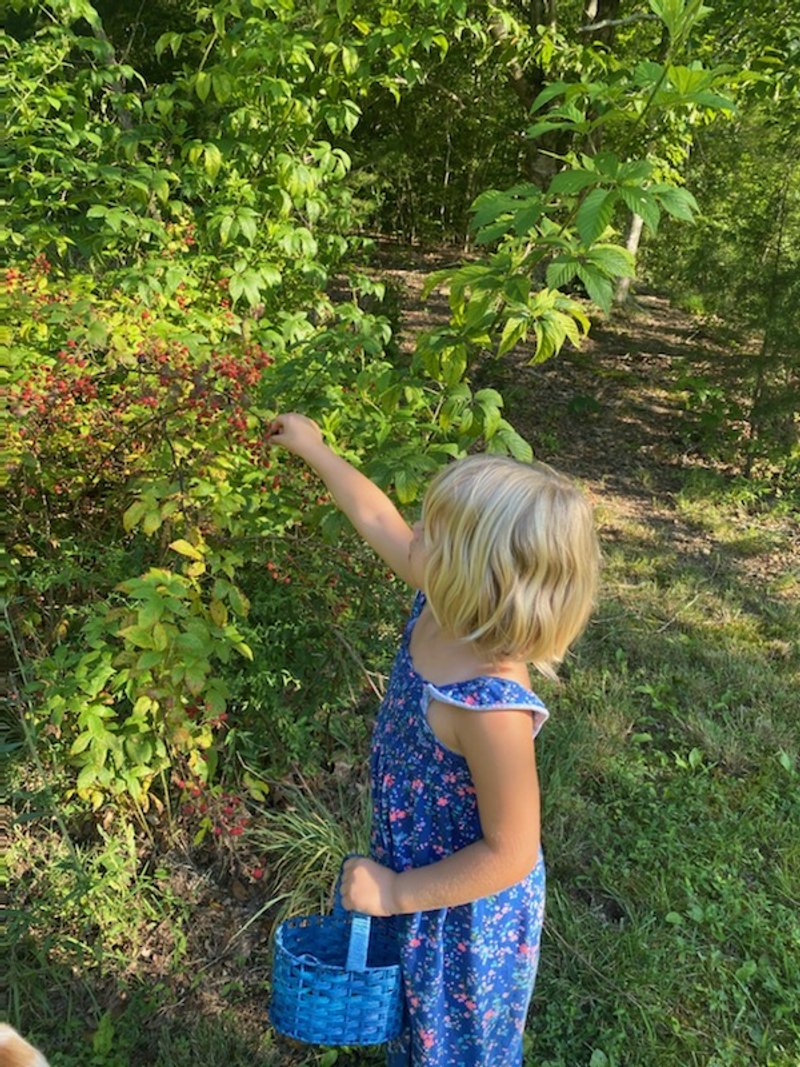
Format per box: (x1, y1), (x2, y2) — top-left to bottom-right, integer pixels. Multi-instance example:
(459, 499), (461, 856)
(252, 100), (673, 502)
(244, 771), (270, 802)
(209, 598), (228, 627)
(133, 695), (153, 716)
(143, 510), (162, 536)
(227, 585), (250, 616)
(169, 539), (204, 561)
(123, 500), (147, 532)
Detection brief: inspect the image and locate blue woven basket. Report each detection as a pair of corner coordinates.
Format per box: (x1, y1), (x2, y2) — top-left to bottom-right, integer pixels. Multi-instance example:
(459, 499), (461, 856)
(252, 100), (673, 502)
(269, 855), (403, 1047)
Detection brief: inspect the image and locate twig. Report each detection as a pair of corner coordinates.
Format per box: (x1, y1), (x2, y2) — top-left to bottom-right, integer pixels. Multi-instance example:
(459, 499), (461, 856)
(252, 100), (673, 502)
(330, 626), (386, 701)
(654, 590), (703, 633)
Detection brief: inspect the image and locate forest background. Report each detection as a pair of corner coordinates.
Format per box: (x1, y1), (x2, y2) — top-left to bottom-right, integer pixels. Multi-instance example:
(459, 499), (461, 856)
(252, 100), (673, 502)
(3, 0), (799, 1064)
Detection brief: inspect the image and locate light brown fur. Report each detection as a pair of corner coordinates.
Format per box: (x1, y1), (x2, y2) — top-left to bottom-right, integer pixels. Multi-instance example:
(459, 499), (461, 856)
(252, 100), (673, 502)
(0, 1025), (50, 1067)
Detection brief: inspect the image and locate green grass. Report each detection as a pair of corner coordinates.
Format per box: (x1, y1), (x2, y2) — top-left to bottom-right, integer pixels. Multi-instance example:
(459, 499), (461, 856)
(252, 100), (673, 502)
(7, 479), (799, 1066)
(524, 492), (800, 1066)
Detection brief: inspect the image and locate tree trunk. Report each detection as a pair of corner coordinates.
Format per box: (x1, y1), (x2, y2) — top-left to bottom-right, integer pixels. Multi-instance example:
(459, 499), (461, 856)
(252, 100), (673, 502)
(614, 213), (644, 305)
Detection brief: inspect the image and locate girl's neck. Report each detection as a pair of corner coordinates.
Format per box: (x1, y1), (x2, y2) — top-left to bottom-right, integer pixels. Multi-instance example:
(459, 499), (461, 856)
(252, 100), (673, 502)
(410, 603), (531, 690)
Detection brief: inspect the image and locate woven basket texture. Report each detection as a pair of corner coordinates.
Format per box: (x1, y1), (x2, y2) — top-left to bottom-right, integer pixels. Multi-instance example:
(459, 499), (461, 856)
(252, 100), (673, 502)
(270, 875), (403, 1046)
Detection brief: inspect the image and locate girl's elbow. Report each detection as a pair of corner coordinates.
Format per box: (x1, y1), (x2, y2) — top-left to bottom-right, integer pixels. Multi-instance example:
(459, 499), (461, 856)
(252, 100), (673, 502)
(488, 836), (541, 886)
(516, 841), (541, 880)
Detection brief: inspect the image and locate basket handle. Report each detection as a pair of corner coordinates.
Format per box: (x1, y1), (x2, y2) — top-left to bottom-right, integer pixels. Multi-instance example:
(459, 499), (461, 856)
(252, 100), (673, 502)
(333, 853), (372, 973)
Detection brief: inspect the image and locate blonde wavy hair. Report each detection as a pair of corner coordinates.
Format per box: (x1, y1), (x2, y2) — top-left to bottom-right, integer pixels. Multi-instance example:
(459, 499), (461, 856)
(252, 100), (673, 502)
(421, 454), (600, 682)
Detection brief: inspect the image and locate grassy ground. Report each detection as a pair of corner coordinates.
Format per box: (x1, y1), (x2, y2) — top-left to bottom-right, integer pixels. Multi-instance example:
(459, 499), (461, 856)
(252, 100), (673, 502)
(6, 277), (799, 1066)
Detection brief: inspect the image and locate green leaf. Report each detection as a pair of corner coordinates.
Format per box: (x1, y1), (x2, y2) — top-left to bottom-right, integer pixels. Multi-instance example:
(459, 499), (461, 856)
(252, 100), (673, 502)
(530, 81), (570, 114)
(133, 695), (153, 716)
(549, 169), (597, 195)
(155, 32), (175, 60)
(778, 750), (795, 773)
(546, 258), (579, 290)
(229, 275), (244, 303)
(77, 763), (99, 792)
(576, 188), (617, 245)
(195, 71), (211, 103)
(619, 187), (661, 234)
(204, 144), (222, 181)
(185, 660), (208, 696)
(486, 425), (533, 462)
(137, 650), (163, 670)
(653, 185), (699, 222)
(475, 219), (513, 245)
(576, 266), (614, 312)
(228, 585), (250, 617)
(138, 598), (164, 628)
(118, 625), (155, 650)
(87, 319), (108, 347)
(152, 623), (168, 652)
(217, 213), (233, 245)
(212, 71), (233, 103)
(585, 244), (636, 278)
(123, 500), (147, 533)
(70, 731), (92, 755)
(512, 203), (542, 236)
(242, 271), (262, 307)
(498, 315), (527, 357)
(395, 468), (422, 504)
(341, 46), (358, 76)
(176, 631), (211, 659)
(237, 210), (257, 244)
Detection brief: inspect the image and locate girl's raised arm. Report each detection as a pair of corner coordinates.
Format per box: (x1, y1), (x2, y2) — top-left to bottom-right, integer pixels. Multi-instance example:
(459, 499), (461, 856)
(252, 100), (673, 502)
(268, 413), (422, 587)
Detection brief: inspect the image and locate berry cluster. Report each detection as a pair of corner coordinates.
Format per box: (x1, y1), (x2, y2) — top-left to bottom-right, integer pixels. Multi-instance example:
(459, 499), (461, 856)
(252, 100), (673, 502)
(8, 312), (278, 492)
(175, 775), (252, 839)
(266, 559), (291, 584)
(185, 701), (229, 731)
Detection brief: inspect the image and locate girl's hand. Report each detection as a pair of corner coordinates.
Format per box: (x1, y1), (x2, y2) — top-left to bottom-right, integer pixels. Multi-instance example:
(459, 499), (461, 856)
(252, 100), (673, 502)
(340, 856), (400, 917)
(267, 412), (324, 459)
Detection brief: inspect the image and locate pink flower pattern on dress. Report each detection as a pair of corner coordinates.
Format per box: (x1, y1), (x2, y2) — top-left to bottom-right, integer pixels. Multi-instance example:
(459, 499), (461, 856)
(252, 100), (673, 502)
(371, 591), (548, 1067)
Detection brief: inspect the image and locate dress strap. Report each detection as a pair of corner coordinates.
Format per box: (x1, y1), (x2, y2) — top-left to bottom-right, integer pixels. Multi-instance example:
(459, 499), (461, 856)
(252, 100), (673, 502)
(410, 589), (426, 619)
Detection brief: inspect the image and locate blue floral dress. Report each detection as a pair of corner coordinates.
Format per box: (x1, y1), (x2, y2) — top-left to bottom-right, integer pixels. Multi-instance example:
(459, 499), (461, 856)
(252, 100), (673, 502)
(369, 591), (549, 1067)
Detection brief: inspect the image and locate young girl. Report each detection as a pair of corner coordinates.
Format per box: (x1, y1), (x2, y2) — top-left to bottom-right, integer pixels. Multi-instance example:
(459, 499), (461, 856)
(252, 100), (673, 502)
(268, 413), (600, 1066)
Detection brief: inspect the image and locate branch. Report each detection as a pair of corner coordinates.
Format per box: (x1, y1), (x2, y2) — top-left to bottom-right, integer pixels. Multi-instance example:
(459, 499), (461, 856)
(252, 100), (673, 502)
(578, 13), (659, 33)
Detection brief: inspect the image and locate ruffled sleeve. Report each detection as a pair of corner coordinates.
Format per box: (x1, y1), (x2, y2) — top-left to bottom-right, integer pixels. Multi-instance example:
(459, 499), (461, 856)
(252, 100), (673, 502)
(422, 677), (549, 739)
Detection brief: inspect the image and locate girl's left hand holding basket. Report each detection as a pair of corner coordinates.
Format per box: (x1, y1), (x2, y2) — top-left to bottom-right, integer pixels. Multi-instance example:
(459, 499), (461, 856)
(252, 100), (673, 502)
(341, 856), (400, 917)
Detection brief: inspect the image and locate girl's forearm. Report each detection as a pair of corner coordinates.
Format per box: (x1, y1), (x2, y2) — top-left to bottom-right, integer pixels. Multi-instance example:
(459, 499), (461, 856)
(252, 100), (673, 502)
(392, 837), (540, 913)
(300, 441), (404, 533)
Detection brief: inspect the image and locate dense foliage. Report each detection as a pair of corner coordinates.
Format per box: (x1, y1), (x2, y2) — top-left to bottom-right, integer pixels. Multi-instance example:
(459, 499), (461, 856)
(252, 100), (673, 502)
(3, 0), (744, 811)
